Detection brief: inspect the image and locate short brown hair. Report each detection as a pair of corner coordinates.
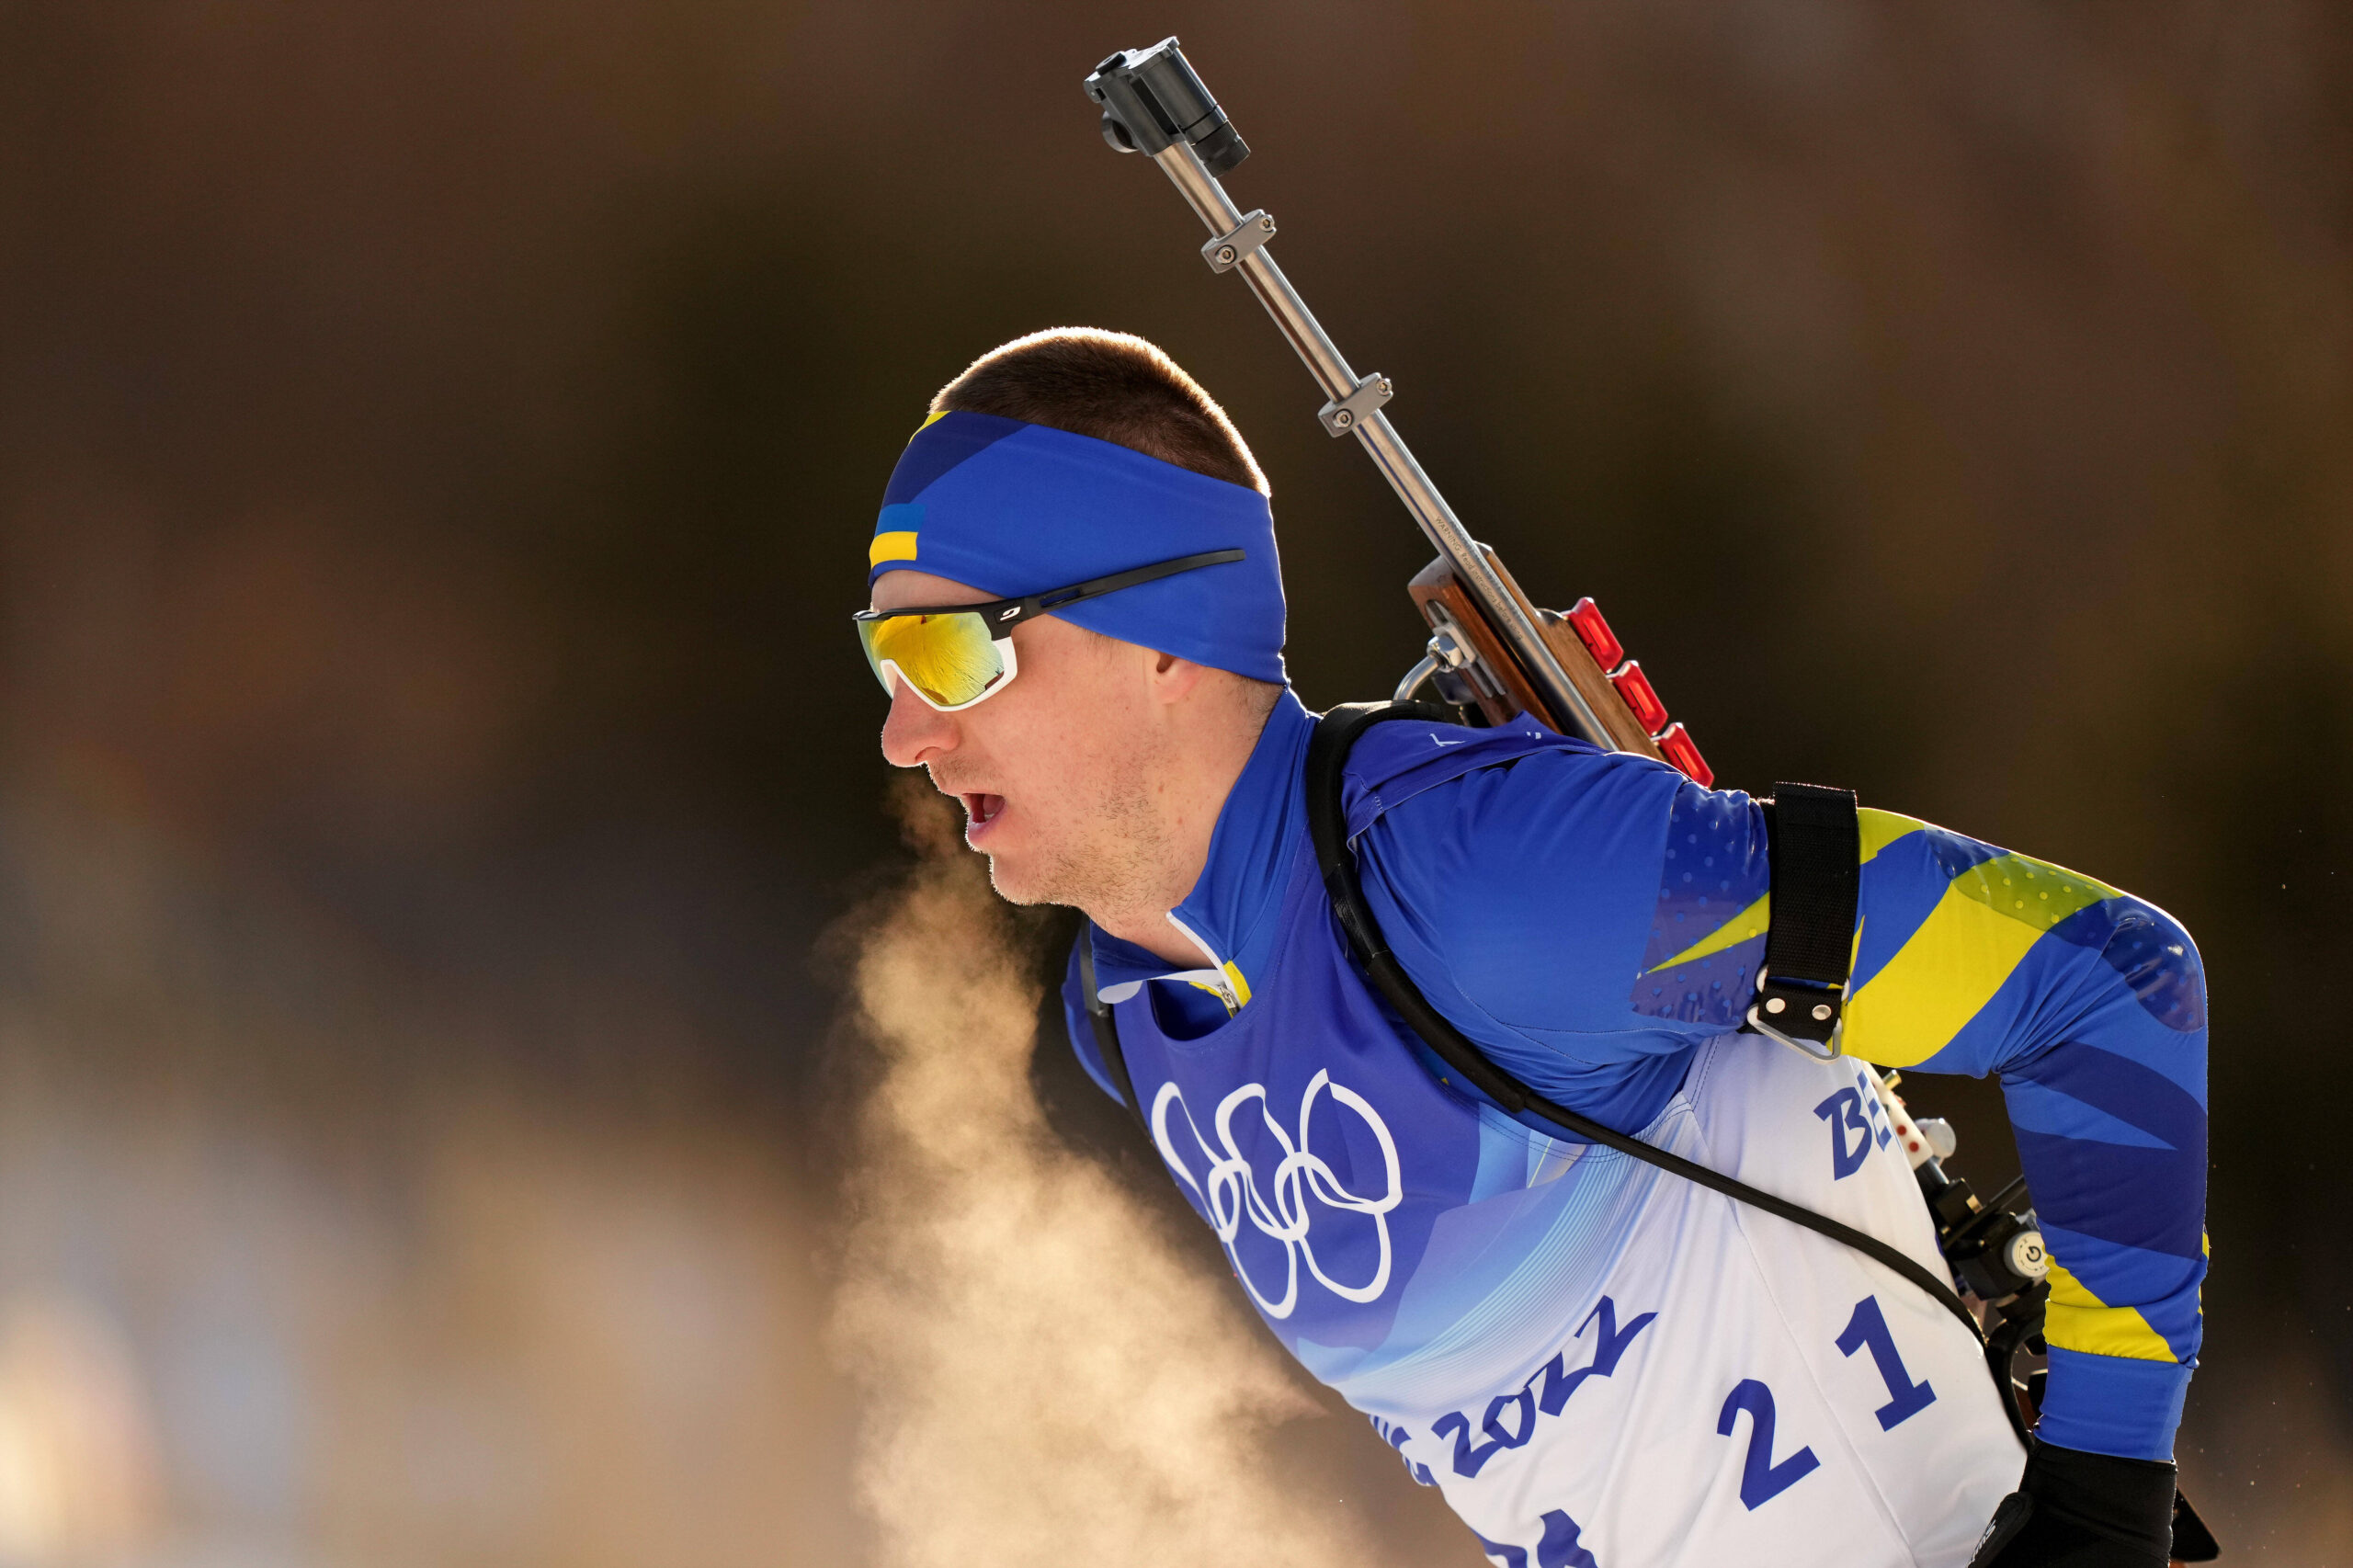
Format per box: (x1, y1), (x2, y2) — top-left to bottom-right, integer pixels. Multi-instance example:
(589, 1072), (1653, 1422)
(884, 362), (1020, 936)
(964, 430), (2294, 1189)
(933, 329), (1269, 495)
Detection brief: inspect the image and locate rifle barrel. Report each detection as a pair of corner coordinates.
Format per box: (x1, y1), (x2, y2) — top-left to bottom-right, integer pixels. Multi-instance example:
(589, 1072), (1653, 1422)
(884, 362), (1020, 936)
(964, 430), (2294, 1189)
(1149, 142), (1611, 745)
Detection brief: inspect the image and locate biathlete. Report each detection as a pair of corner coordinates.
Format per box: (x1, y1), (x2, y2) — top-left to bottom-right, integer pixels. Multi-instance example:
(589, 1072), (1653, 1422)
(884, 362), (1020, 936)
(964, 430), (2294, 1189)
(857, 326), (2208, 1568)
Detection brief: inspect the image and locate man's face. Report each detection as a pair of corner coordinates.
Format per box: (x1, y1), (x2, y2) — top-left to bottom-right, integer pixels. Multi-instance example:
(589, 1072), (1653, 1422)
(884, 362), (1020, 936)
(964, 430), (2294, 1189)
(870, 569), (1174, 911)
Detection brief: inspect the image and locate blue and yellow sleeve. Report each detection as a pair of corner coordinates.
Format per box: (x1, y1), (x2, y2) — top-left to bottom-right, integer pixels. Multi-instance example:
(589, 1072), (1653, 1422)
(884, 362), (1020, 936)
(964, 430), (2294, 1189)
(1843, 809), (2209, 1462)
(1563, 777), (2206, 1460)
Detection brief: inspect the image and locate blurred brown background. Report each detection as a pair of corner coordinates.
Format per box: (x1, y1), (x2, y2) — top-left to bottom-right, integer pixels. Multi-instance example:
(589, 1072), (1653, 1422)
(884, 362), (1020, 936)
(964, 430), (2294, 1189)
(0, 0), (2347, 1562)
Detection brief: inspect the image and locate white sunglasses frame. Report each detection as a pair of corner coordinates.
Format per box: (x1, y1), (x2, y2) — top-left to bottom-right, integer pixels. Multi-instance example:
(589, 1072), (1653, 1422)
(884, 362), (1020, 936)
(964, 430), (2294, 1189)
(870, 628), (1022, 714)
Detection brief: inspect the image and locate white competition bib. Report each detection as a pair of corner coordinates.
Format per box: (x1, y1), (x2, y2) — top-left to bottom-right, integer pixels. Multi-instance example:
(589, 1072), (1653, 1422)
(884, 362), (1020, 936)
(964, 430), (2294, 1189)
(1371, 1038), (2022, 1567)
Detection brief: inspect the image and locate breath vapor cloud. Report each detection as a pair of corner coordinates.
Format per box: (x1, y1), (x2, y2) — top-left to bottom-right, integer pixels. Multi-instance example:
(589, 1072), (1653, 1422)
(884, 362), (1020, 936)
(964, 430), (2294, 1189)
(830, 782), (1380, 1568)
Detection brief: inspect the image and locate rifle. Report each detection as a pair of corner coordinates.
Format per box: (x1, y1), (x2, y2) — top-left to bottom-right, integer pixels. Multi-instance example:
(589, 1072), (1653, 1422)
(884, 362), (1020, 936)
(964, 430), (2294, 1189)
(1084, 40), (1713, 786)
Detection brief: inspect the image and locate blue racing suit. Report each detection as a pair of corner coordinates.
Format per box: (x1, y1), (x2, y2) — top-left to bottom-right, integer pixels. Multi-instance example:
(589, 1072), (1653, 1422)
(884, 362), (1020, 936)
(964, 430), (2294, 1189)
(1062, 690), (2206, 1472)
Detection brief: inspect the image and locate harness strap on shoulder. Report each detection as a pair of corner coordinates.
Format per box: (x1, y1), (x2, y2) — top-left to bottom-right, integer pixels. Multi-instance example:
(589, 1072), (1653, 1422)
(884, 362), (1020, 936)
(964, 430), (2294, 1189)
(1076, 922), (1154, 1141)
(1747, 781), (1860, 1059)
(1305, 702), (1987, 1352)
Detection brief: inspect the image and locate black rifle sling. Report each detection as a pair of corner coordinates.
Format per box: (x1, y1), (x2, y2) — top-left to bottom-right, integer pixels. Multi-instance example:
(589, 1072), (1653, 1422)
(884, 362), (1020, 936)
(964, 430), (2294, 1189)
(1069, 701), (1980, 1344)
(1076, 922), (1155, 1142)
(1304, 701), (1984, 1345)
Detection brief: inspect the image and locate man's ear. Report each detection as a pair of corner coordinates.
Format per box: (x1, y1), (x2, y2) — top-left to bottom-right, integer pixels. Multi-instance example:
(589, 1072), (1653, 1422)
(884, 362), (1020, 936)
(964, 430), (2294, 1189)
(1146, 648), (1209, 706)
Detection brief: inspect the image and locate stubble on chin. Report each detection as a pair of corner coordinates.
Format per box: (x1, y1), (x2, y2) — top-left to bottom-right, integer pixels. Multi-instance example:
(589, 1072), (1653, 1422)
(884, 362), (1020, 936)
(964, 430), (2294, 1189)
(978, 755), (1169, 920)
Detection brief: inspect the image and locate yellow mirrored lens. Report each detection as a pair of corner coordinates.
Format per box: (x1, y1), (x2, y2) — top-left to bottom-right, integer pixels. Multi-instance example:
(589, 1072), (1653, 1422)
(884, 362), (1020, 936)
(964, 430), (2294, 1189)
(859, 612), (1005, 708)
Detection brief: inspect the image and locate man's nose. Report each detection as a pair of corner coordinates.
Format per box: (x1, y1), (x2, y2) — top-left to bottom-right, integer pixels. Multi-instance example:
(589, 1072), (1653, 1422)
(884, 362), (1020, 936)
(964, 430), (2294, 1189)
(880, 681), (958, 767)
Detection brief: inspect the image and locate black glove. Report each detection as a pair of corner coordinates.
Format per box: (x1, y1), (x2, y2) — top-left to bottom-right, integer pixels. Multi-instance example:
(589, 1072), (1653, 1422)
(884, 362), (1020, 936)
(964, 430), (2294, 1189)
(1968, 1441), (2177, 1567)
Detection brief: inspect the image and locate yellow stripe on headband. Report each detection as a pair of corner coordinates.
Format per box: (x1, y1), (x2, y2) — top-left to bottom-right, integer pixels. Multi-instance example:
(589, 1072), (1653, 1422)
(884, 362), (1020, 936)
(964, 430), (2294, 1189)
(870, 531), (918, 567)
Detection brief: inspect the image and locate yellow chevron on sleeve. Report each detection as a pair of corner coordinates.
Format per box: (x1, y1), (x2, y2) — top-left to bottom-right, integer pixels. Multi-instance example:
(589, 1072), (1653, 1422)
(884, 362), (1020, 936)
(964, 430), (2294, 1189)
(2042, 1257), (2178, 1362)
(1841, 886), (2040, 1064)
(1648, 809), (1919, 977)
(1844, 851), (2117, 1067)
(869, 530), (919, 567)
(1645, 809), (1922, 978)
(1858, 808), (1926, 864)
(1647, 892), (1769, 973)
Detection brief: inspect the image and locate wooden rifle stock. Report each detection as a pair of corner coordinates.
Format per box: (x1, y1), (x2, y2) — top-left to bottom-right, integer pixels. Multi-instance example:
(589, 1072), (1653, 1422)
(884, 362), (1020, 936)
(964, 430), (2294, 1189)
(1407, 550), (1667, 760)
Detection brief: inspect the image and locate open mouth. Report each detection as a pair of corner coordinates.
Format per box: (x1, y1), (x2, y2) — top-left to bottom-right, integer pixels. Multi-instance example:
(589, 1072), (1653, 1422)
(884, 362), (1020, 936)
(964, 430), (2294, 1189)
(960, 792), (1005, 829)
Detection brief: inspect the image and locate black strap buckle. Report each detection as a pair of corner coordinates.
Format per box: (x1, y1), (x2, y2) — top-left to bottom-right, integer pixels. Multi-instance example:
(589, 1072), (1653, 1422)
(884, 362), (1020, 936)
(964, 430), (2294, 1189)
(1747, 966), (1847, 1061)
(1745, 782), (1861, 1062)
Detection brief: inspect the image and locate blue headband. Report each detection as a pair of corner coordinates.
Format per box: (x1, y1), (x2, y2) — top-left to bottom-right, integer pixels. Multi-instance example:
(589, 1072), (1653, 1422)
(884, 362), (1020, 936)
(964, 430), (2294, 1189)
(867, 412), (1286, 684)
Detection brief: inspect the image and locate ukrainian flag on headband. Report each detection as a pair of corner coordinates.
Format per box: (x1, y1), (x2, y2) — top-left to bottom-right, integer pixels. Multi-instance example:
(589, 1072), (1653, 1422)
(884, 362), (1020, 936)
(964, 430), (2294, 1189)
(865, 410), (1287, 685)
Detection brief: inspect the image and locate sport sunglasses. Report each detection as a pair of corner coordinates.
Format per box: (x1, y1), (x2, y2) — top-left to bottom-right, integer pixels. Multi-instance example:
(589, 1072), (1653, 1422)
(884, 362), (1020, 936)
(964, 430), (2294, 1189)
(855, 548), (1245, 712)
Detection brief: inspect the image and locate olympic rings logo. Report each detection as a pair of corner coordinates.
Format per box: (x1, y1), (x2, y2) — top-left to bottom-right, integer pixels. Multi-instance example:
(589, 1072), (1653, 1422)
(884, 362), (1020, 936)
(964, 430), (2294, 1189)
(1150, 1070), (1404, 1320)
